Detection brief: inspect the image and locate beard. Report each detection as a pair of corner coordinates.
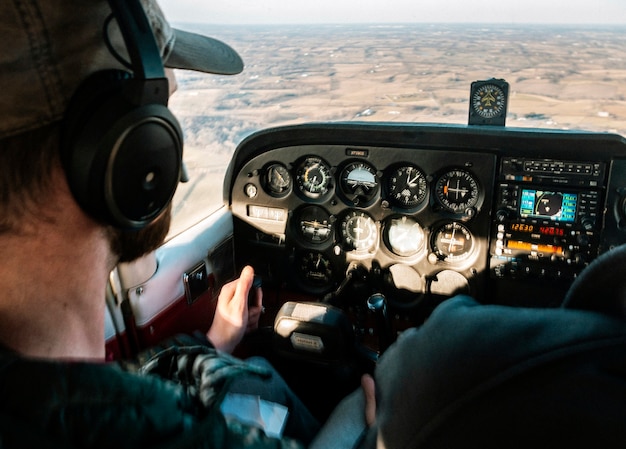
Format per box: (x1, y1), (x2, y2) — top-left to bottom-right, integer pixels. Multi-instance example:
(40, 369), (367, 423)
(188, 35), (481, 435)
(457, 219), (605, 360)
(106, 205), (172, 263)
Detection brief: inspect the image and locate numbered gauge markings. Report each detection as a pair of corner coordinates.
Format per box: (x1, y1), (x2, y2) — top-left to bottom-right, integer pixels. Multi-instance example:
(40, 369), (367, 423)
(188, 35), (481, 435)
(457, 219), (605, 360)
(264, 163), (292, 196)
(296, 157), (333, 199)
(297, 251), (334, 286)
(341, 210), (378, 251)
(431, 221), (475, 262)
(387, 164), (427, 209)
(435, 169), (480, 213)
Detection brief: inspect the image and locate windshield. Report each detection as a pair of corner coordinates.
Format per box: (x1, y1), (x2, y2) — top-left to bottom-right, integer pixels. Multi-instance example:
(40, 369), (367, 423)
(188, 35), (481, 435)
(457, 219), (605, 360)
(161, 1), (626, 237)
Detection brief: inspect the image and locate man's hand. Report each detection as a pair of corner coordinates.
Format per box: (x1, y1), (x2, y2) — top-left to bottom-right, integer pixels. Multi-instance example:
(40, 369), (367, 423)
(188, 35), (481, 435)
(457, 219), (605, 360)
(207, 266), (262, 353)
(362, 373), (376, 427)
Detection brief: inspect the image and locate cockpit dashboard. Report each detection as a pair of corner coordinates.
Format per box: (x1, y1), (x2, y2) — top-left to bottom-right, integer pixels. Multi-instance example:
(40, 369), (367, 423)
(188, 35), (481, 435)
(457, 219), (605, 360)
(225, 122), (626, 319)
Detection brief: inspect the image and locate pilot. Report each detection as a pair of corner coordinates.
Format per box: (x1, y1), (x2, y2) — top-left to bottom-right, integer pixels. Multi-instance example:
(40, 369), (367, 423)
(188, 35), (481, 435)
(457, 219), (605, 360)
(0, 0), (326, 447)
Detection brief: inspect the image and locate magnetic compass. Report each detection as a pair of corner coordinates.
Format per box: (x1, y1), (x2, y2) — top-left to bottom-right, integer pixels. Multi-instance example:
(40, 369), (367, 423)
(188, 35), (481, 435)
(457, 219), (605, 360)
(468, 79), (509, 126)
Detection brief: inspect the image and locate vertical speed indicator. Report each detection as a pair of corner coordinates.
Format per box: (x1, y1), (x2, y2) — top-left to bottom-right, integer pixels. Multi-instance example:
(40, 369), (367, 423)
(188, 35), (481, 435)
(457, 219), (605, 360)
(431, 221), (475, 262)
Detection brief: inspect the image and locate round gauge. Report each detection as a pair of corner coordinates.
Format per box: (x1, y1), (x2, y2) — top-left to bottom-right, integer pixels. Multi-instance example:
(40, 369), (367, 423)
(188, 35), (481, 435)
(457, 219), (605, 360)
(384, 216), (425, 257)
(341, 210), (378, 251)
(298, 251), (333, 285)
(295, 206), (333, 244)
(471, 82), (507, 119)
(431, 222), (475, 262)
(296, 157), (332, 199)
(264, 163), (292, 196)
(339, 161), (379, 206)
(435, 169), (480, 213)
(429, 270), (470, 296)
(387, 165), (427, 208)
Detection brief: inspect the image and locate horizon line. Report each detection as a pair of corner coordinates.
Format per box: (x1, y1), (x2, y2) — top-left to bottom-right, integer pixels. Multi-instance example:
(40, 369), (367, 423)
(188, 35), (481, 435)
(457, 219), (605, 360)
(171, 21), (626, 27)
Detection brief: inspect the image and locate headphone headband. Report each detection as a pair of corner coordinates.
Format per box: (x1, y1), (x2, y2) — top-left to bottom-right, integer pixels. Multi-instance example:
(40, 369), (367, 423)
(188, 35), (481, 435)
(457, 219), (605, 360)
(107, 0), (165, 81)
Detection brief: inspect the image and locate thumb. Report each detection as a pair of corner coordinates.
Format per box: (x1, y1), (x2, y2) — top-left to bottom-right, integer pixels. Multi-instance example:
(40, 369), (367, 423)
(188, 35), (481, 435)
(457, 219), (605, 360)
(235, 266), (255, 304)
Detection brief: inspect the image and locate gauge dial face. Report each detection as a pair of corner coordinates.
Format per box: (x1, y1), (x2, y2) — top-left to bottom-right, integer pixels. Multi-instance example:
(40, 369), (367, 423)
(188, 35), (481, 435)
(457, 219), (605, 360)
(430, 270), (469, 296)
(388, 165), (427, 208)
(298, 251), (333, 285)
(431, 222), (474, 262)
(265, 163), (292, 195)
(471, 83), (506, 119)
(296, 206), (333, 244)
(341, 210), (377, 251)
(296, 157), (332, 199)
(385, 216), (425, 257)
(340, 161), (379, 206)
(435, 169), (480, 213)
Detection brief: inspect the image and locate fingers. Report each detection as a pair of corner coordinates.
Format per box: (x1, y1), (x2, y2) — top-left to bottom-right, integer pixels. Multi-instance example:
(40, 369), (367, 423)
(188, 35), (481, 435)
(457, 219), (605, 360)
(207, 266), (256, 353)
(361, 373), (376, 427)
(234, 265), (255, 308)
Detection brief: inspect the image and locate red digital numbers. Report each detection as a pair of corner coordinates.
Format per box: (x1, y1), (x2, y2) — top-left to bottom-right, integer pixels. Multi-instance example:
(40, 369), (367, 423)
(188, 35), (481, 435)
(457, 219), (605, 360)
(539, 226), (564, 236)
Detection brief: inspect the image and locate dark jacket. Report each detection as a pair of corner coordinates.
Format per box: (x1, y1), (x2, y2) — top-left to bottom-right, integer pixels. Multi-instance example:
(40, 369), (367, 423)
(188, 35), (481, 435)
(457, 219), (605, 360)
(0, 342), (303, 449)
(364, 295), (626, 448)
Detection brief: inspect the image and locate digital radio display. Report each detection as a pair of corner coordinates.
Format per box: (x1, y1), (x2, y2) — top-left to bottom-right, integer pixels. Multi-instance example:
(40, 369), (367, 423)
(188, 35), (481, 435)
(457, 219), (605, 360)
(519, 189), (577, 223)
(509, 223), (566, 236)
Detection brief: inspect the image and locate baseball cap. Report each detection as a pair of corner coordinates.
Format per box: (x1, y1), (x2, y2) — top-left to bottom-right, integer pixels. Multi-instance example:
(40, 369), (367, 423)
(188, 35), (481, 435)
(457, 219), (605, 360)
(0, 0), (244, 140)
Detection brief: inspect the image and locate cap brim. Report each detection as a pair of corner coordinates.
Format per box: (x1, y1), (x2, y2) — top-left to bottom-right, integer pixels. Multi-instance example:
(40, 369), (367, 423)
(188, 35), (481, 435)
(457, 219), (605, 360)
(164, 29), (244, 75)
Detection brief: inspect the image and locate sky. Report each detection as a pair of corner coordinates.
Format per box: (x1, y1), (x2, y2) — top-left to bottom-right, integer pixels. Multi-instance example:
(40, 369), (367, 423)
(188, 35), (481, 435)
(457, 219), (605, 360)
(159, 0), (626, 25)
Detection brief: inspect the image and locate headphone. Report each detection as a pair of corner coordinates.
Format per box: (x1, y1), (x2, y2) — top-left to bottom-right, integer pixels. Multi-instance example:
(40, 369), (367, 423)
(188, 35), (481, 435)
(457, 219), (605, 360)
(61, 0), (183, 229)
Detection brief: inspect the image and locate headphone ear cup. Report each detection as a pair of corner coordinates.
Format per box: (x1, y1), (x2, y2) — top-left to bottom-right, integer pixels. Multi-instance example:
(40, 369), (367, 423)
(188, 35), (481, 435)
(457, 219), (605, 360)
(61, 70), (182, 229)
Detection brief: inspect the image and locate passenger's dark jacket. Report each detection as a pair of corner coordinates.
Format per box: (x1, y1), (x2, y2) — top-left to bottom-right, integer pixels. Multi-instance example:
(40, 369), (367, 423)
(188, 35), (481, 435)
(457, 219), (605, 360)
(0, 343), (303, 449)
(364, 295), (626, 449)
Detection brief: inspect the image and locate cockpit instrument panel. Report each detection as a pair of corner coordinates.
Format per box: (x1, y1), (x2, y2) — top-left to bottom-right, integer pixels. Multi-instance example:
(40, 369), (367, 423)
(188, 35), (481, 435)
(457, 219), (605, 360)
(229, 134), (496, 300)
(226, 123), (626, 308)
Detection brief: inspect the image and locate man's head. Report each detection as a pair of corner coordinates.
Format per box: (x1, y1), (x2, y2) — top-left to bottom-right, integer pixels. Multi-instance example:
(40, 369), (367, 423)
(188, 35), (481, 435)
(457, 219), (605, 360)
(0, 0), (243, 261)
(1, 0), (243, 140)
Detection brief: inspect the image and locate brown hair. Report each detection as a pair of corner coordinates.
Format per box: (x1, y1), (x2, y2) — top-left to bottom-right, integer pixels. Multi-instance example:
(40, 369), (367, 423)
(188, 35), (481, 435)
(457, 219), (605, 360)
(0, 124), (61, 233)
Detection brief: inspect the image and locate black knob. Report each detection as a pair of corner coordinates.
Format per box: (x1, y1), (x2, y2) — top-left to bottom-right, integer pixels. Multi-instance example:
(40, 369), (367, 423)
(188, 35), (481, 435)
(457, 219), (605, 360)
(367, 293), (393, 353)
(496, 209), (510, 222)
(580, 216), (595, 231)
